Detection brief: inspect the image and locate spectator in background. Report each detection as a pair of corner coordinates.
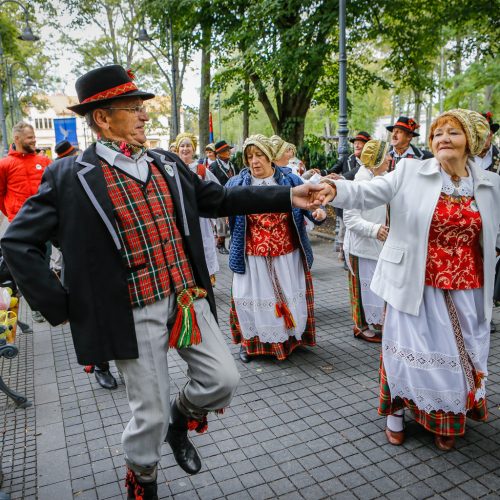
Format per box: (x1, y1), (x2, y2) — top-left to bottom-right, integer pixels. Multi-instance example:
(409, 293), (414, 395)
(203, 143), (216, 168)
(387, 116), (433, 164)
(209, 140), (236, 254)
(55, 140), (79, 160)
(0, 122), (51, 323)
(0, 122), (51, 222)
(474, 112), (499, 173)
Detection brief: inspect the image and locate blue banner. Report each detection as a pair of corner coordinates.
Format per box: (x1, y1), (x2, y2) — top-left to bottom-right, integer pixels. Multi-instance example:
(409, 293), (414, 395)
(54, 117), (78, 147)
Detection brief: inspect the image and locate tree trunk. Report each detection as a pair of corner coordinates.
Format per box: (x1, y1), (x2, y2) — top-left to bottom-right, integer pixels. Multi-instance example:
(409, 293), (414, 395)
(198, 24), (211, 149)
(485, 85), (494, 108)
(453, 37), (462, 88)
(242, 77), (250, 141)
(414, 91), (422, 125)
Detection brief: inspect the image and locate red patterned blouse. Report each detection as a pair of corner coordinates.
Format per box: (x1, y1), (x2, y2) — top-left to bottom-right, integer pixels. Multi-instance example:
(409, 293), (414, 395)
(245, 213), (298, 257)
(425, 193), (483, 289)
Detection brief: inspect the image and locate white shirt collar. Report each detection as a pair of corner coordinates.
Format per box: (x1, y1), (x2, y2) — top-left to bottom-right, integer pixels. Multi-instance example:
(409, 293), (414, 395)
(393, 145), (414, 158)
(95, 142), (152, 183)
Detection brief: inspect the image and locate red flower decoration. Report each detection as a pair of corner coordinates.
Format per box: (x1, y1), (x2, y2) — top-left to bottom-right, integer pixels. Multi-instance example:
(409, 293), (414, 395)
(126, 68), (135, 81)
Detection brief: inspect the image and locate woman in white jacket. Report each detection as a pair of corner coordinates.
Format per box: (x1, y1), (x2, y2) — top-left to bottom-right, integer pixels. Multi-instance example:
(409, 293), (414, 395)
(324, 110), (498, 451)
(343, 140), (390, 342)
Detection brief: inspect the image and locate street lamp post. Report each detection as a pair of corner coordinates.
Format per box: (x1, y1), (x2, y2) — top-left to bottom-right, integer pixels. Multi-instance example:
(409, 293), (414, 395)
(168, 18), (179, 138)
(136, 20), (179, 141)
(6, 61), (34, 126)
(0, 0), (39, 156)
(337, 0), (349, 164)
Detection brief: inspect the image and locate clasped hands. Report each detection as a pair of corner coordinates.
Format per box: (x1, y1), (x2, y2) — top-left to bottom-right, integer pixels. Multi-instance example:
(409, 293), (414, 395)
(291, 181), (337, 211)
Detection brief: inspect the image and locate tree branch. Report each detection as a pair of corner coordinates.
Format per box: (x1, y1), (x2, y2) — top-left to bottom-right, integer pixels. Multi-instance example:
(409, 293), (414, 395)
(248, 71), (279, 131)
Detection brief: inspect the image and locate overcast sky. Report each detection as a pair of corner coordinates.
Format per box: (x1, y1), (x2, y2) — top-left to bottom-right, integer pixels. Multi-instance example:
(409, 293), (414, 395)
(37, 3), (201, 107)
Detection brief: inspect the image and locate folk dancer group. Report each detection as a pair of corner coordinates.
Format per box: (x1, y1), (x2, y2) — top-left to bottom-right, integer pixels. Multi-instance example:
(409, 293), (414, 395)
(1, 63), (499, 499)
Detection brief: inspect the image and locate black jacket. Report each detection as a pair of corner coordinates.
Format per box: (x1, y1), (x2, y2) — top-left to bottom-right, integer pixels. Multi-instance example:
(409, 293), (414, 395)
(321, 153), (359, 177)
(486, 145), (500, 174)
(209, 158), (236, 186)
(1, 144), (291, 364)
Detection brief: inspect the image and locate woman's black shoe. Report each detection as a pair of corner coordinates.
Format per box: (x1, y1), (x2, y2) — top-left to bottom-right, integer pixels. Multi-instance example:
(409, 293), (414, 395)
(239, 345), (251, 363)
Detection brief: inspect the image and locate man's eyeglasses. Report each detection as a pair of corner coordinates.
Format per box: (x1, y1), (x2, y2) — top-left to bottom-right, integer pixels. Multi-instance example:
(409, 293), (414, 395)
(104, 105), (148, 114)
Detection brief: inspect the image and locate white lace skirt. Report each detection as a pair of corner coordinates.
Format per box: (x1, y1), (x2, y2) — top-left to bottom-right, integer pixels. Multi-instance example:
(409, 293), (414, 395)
(358, 257), (385, 326)
(232, 249), (308, 343)
(383, 286), (489, 414)
(200, 217), (219, 276)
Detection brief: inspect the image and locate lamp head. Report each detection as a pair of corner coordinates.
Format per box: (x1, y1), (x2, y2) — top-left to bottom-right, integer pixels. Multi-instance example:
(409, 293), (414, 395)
(136, 27), (152, 42)
(18, 22), (39, 42)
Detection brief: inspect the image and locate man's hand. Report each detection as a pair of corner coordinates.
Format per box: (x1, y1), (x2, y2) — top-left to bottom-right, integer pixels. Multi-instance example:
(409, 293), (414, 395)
(291, 183), (336, 209)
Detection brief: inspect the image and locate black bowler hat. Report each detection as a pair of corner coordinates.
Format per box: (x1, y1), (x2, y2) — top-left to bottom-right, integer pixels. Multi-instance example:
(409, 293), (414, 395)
(386, 116), (420, 137)
(481, 112), (499, 134)
(55, 140), (76, 158)
(349, 131), (371, 143)
(67, 65), (155, 116)
(214, 140), (232, 154)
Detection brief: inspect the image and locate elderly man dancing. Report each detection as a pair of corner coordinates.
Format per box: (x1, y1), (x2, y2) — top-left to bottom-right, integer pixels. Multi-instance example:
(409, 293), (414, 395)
(1, 65), (329, 500)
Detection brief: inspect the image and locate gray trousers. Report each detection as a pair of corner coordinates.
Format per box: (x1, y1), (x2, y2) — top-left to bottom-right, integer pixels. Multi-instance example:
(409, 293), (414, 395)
(115, 295), (240, 471)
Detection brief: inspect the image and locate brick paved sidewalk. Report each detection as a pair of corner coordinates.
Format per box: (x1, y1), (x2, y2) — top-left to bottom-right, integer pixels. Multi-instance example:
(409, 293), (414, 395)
(1, 235), (499, 499)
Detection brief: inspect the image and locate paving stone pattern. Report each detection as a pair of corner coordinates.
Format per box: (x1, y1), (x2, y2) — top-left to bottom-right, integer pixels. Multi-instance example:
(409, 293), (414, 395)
(1, 235), (500, 499)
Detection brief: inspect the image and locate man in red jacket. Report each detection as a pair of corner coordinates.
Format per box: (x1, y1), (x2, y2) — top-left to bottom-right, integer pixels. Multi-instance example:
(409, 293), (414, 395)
(0, 122), (51, 221)
(0, 122), (51, 323)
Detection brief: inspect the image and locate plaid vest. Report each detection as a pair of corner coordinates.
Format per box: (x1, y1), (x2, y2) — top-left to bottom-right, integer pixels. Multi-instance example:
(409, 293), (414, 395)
(101, 160), (195, 308)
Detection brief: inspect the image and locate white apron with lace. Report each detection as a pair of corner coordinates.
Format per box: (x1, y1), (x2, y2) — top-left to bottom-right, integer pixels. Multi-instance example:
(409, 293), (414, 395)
(358, 257), (385, 326)
(383, 170), (489, 414)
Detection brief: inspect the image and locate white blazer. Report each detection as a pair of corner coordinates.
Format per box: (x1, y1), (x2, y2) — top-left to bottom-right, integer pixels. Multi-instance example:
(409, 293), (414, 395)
(331, 157), (500, 321)
(343, 165), (386, 261)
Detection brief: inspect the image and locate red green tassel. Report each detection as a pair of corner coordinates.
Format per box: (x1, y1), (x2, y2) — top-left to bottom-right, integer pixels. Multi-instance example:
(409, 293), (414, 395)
(474, 370), (484, 389)
(125, 469), (144, 500)
(187, 415), (208, 433)
(84, 365), (95, 374)
(466, 390), (475, 410)
(274, 302), (296, 330)
(169, 288), (207, 349)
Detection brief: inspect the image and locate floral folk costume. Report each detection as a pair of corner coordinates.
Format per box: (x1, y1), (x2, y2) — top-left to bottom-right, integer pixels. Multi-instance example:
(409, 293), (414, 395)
(227, 135), (319, 360)
(379, 110), (492, 440)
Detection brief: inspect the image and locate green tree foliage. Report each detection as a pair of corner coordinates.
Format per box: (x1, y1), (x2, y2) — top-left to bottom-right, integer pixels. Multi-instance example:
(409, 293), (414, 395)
(0, 6), (54, 141)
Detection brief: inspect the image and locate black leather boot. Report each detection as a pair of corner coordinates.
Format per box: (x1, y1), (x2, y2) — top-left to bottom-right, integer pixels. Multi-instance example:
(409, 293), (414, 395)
(94, 363), (118, 390)
(125, 468), (158, 500)
(165, 400), (202, 475)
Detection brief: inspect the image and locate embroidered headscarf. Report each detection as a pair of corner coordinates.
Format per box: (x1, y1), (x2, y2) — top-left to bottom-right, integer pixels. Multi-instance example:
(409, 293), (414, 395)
(360, 140), (390, 171)
(242, 135), (275, 166)
(429, 109), (490, 156)
(175, 132), (198, 151)
(270, 135), (296, 160)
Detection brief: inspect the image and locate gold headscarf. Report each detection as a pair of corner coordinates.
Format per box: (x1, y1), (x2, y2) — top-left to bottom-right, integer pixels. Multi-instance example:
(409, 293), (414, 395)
(360, 140), (390, 171)
(205, 143), (215, 152)
(175, 132), (198, 151)
(429, 109), (490, 156)
(242, 135), (275, 166)
(270, 135), (296, 159)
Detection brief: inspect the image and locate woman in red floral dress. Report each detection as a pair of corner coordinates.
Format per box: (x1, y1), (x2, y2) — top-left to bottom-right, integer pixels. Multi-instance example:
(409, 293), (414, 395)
(226, 135), (326, 362)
